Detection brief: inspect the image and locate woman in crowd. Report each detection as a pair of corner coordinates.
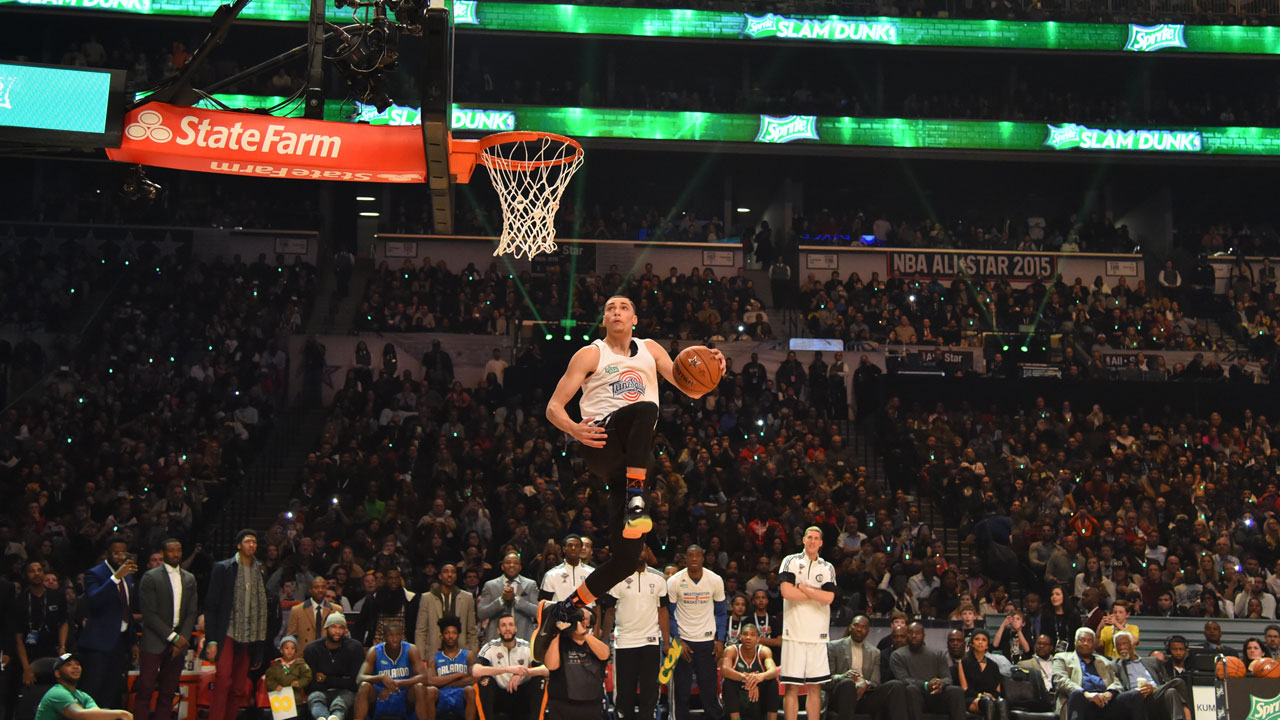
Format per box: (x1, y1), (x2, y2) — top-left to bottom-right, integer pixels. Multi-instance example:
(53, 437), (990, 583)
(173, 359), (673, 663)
(1041, 585), (1081, 652)
(958, 630), (1006, 720)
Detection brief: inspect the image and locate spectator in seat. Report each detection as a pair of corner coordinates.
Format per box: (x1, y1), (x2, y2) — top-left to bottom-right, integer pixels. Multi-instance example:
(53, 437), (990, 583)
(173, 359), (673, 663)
(1200, 621), (1237, 655)
(1051, 627), (1144, 720)
(824, 615), (907, 720)
(304, 613), (365, 720)
(957, 630), (1006, 720)
(890, 622), (965, 720)
(264, 636), (312, 712)
(1097, 600), (1137, 660)
(1017, 634), (1056, 695)
(34, 652), (133, 720)
(1264, 625), (1280, 659)
(1113, 631), (1192, 720)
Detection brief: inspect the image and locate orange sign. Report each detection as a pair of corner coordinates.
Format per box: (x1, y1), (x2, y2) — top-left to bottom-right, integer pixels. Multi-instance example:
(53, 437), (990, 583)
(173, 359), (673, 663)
(106, 102), (427, 183)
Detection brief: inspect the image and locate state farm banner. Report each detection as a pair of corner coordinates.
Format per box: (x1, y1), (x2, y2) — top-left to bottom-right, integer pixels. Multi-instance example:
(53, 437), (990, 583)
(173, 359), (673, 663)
(107, 102), (426, 183)
(888, 250), (1057, 281)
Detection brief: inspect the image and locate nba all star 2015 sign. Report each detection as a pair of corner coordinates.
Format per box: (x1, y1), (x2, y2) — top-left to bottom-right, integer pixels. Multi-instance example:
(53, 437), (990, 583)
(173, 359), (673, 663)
(107, 101), (428, 182)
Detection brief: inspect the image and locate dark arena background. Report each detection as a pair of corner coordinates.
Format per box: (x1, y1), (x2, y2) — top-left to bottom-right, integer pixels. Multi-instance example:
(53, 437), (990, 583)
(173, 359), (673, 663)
(3, 0), (1280, 718)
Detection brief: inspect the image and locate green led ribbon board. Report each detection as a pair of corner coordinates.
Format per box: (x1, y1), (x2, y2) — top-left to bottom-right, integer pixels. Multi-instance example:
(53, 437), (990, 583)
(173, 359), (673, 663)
(1, 0), (357, 22)
(11, 0), (1280, 55)
(132, 95), (1280, 157)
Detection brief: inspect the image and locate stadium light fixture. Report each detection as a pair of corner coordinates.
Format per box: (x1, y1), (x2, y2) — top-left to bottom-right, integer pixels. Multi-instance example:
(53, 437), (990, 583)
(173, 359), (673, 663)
(736, 207), (750, 213)
(356, 196), (377, 201)
(359, 211), (380, 217)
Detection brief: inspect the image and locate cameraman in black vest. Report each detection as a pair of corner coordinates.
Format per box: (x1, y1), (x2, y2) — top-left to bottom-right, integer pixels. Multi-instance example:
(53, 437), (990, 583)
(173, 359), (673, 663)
(543, 613), (609, 720)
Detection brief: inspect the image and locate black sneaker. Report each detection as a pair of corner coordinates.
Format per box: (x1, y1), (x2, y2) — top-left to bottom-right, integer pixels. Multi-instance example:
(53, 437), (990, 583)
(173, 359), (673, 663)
(532, 600), (557, 663)
(550, 597), (585, 627)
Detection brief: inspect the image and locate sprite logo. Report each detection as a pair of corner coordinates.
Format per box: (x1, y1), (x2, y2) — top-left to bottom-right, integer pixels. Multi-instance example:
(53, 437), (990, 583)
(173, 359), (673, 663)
(743, 14), (780, 38)
(1124, 24), (1186, 52)
(1247, 691), (1280, 720)
(1044, 123), (1202, 152)
(1045, 123), (1084, 150)
(756, 115), (819, 144)
(603, 365), (620, 374)
(452, 0), (479, 25)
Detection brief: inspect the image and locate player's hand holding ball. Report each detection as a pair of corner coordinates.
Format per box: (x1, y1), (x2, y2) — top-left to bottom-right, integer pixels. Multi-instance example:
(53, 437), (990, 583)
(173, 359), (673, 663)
(573, 417), (608, 448)
(672, 346), (725, 398)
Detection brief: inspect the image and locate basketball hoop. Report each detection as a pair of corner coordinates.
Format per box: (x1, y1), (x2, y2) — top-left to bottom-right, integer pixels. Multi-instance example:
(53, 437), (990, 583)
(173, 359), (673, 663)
(452, 131), (584, 260)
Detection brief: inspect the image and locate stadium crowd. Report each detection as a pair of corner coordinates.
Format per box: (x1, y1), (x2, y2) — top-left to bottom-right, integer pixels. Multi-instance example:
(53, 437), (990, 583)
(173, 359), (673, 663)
(0, 244), (1275, 720)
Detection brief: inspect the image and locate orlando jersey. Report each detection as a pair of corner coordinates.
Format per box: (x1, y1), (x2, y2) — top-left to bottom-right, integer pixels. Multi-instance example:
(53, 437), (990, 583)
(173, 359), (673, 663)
(373, 641), (411, 714)
(434, 648), (471, 678)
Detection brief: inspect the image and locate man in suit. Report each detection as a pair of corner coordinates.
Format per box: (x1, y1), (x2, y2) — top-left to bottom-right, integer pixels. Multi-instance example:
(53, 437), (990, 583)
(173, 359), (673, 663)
(204, 529), (273, 720)
(1113, 631), (1192, 720)
(1051, 627), (1145, 720)
(287, 576), (341, 648)
(78, 536), (138, 709)
(477, 553), (539, 643)
(133, 538), (197, 720)
(1018, 634), (1057, 695)
(1199, 621), (1238, 656)
(416, 563), (478, 658)
(825, 615), (907, 720)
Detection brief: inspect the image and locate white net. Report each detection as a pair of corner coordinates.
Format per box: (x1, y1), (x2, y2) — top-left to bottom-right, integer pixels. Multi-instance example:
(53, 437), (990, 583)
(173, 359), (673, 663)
(480, 133), (584, 259)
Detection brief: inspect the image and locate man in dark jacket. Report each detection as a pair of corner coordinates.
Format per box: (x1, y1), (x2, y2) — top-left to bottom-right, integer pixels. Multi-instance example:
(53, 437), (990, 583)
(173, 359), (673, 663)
(204, 529), (273, 720)
(304, 613), (365, 720)
(78, 536), (138, 709)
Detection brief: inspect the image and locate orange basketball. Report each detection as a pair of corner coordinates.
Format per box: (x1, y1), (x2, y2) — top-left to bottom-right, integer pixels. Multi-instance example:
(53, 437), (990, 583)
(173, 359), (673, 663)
(672, 346), (721, 396)
(1219, 656), (1247, 679)
(1252, 658), (1280, 678)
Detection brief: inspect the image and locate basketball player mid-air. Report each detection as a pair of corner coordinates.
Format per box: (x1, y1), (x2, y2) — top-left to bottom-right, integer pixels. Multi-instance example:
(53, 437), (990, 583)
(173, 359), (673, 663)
(538, 294), (724, 657)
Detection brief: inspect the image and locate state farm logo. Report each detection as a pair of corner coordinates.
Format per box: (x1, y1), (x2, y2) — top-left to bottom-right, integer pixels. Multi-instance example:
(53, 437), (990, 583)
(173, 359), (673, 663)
(125, 109), (172, 143)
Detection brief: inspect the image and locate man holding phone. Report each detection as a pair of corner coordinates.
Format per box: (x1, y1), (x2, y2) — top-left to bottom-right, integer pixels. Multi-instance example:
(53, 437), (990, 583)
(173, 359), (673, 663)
(79, 536), (139, 709)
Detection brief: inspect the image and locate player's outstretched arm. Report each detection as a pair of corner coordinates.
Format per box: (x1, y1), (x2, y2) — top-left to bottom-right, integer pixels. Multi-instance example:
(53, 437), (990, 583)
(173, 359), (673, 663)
(546, 345), (607, 447)
(645, 340), (725, 399)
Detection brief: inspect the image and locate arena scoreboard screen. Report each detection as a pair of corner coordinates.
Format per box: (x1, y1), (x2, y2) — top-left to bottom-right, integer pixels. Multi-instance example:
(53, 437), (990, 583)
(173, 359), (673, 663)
(0, 61), (125, 148)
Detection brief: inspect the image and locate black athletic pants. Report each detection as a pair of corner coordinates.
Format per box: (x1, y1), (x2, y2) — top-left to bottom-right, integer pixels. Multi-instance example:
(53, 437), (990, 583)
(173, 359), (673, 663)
(577, 401), (658, 598)
(614, 645), (661, 720)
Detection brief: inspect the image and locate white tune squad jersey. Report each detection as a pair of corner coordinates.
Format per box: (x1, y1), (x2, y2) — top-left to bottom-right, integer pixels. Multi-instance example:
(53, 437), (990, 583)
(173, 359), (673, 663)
(578, 338), (661, 422)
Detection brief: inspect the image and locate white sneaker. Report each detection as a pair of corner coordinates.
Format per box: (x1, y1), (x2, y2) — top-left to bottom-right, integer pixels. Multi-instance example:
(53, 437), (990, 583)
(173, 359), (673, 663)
(328, 715), (341, 720)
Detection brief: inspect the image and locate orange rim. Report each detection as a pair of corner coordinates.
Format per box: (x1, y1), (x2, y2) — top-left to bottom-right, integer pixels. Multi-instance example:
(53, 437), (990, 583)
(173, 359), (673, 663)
(472, 131), (584, 172)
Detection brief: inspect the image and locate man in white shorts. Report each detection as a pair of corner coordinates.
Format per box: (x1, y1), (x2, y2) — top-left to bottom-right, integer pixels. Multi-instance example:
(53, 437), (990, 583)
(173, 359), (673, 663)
(778, 527), (837, 720)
